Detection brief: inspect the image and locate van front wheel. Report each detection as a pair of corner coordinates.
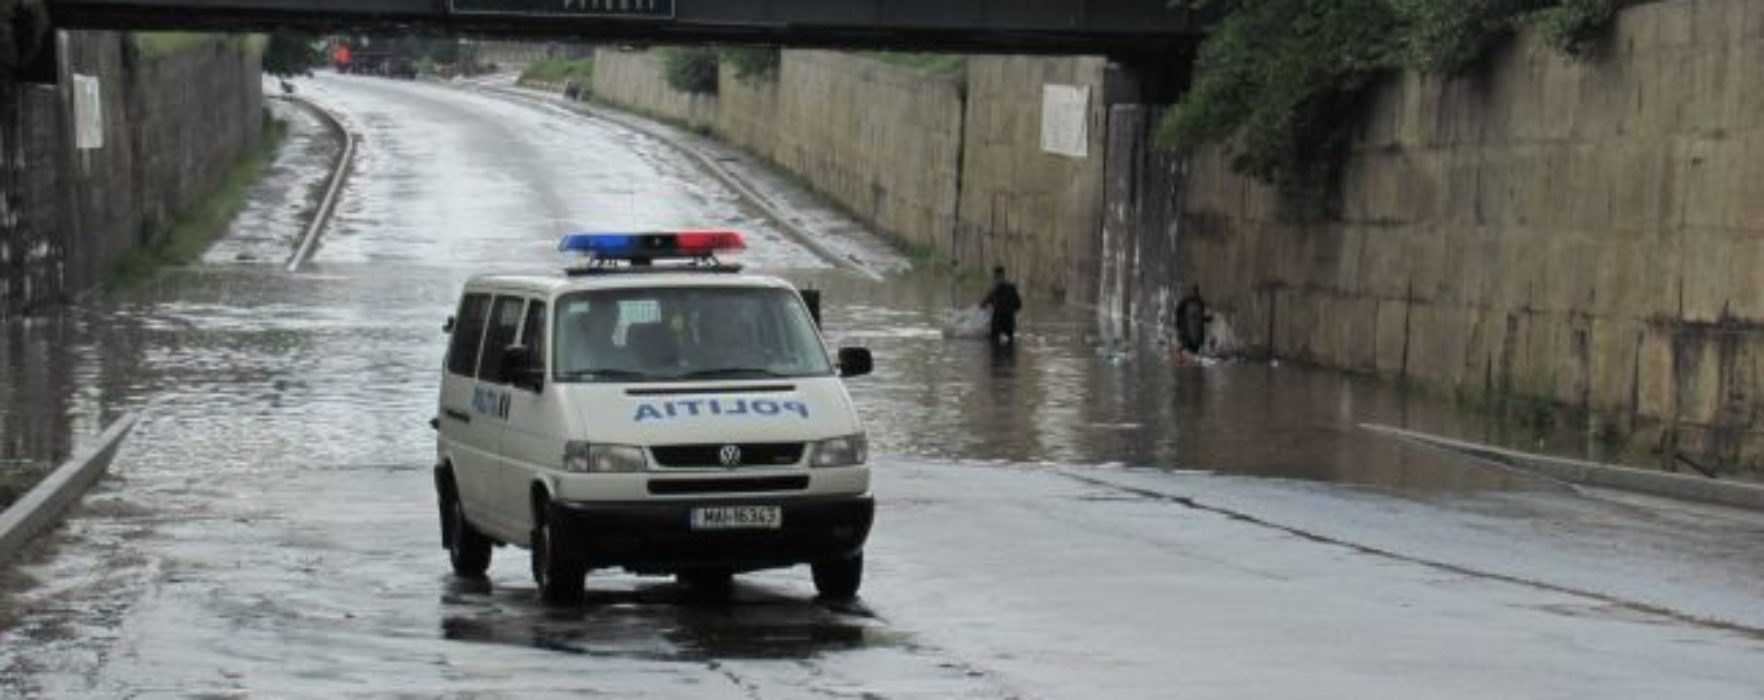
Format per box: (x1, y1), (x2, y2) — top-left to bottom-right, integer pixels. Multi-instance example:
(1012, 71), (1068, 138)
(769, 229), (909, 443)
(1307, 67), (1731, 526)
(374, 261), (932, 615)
(446, 496), (492, 578)
(811, 552), (862, 600)
(531, 502), (586, 605)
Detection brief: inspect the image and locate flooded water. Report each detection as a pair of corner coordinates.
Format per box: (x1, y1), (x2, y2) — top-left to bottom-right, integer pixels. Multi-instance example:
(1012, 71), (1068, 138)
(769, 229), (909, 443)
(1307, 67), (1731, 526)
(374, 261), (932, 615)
(3, 73), (1763, 699)
(0, 77), (1569, 502)
(791, 268), (1554, 492)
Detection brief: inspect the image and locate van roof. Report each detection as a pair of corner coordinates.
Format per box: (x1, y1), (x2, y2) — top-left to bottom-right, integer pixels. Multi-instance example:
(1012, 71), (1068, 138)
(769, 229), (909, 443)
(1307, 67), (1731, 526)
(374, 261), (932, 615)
(461, 269), (798, 297)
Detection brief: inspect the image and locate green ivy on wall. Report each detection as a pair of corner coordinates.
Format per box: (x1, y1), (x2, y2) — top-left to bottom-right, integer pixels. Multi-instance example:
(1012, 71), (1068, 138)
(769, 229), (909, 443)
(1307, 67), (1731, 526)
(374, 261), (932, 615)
(721, 46), (780, 85)
(662, 47), (720, 95)
(1159, 0), (1646, 219)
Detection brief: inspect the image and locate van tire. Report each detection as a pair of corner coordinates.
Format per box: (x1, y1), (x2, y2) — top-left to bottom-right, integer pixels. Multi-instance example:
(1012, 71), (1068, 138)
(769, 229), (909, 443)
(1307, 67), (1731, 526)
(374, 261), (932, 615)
(445, 490), (492, 578)
(532, 500), (585, 605)
(679, 570), (734, 598)
(811, 552), (862, 600)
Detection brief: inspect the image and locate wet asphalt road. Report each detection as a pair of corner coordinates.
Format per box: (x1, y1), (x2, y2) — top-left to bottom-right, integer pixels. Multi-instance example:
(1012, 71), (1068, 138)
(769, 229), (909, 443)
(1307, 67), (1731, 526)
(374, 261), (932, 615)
(2, 74), (1763, 697)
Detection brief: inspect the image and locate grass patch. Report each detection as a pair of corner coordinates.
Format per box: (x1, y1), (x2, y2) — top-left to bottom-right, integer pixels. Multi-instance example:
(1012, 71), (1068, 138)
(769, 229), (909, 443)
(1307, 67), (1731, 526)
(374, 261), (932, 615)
(0, 461), (52, 511)
(859, 52), (967, 77)
(111, 111), (288, 287)
(519, 57), (595, 91)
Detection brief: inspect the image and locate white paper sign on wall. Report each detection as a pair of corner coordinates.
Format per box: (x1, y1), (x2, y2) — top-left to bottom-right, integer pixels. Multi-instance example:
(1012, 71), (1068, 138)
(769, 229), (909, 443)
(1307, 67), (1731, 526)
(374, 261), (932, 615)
(73, 74), (104, 150)
(1040, 83), (1090, 159)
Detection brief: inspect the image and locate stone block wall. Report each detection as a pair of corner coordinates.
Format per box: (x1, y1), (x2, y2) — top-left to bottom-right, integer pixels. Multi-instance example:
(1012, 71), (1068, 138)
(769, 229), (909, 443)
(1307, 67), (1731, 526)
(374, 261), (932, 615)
(589, 49), (717, 129)
(128, 39), (265, 239)
(1178, 0), (1764, 469)
(957, 55), (1109, 303)
(0, 83), (67, 313)
(590, 48), (1109, 300)
(716, 51), (966, 259)
(0, 32), (263, 317)
(719, 51), (966, 259)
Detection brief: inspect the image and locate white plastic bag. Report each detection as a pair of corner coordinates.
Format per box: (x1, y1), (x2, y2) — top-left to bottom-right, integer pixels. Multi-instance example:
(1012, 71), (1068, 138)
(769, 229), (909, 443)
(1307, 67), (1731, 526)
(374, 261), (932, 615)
(941, 305), (993, 339)
(1203, 314), (1242, 357)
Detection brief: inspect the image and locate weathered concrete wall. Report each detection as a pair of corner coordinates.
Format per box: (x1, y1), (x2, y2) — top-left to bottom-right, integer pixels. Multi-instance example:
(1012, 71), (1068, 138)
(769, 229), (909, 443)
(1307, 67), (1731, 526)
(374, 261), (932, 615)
(0, 32), (262, 317)
(58, 32), (138, 298)
(957, 56), (1109, 303)
(1178, 0), (1764, 470)
(590, 48), (1108, 300)
(589, 49), (717, 130)
(1098, 104), (1183, 341)
(129, 39), (265, 239)
(0, 82), (68, 314)
(719, 52), (965, 258)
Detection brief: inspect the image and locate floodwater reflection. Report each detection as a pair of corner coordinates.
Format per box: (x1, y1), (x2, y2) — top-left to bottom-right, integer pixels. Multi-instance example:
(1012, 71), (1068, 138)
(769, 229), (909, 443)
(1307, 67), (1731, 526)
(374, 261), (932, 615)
(791, 268), (1573, 493)
(440, 578), (887, 661)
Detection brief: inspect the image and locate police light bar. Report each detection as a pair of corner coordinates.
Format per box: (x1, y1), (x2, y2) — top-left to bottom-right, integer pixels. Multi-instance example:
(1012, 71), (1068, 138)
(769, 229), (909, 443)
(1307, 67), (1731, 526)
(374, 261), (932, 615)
(558, 230), (746, 260)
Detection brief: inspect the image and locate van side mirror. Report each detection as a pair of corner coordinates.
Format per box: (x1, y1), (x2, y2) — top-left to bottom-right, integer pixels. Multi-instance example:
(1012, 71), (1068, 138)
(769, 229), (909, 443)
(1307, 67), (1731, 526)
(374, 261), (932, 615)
(799, 289), (822, 328)
(837, 347), (872, 378)
(502, 345), (544, 392)
(443, 316), (455, 334)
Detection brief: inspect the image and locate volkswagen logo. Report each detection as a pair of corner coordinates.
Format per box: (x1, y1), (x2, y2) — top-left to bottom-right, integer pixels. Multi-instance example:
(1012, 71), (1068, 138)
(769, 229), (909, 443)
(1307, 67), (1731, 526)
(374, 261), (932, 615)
(718, 444), (742, 467)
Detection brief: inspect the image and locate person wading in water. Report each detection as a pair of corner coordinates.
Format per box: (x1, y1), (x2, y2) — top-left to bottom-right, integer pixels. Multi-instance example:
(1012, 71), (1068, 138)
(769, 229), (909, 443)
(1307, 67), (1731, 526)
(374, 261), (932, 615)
(980, 265), (1023, 346)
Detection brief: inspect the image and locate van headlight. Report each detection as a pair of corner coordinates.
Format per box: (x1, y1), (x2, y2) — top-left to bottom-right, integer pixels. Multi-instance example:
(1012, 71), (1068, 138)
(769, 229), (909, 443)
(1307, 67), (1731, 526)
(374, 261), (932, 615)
(809, 434), (868, 468)
(564, 442), (648, 473)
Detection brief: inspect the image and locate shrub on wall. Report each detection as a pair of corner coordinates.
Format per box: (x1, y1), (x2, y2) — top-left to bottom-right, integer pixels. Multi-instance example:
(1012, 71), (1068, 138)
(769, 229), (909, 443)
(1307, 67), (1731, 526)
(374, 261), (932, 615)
(1160, 0), (1645, 219)
(662, 47), (720, 95)
(262, 31), (326, 78)
(721, 46), (780, 84)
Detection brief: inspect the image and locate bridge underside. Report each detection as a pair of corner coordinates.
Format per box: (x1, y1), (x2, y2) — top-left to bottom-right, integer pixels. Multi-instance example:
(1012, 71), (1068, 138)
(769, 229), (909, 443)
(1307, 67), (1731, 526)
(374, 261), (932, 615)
(47, 0), (1203, 56)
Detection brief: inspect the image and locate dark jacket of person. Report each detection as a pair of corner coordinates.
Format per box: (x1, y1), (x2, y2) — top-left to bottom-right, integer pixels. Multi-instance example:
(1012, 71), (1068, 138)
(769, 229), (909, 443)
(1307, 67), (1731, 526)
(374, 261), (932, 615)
(983, 280), (1022, 323)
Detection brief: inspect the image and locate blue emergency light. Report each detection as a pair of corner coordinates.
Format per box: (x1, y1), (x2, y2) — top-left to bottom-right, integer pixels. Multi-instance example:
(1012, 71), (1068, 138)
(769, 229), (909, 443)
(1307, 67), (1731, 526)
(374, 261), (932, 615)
(558, 230), (746, 261)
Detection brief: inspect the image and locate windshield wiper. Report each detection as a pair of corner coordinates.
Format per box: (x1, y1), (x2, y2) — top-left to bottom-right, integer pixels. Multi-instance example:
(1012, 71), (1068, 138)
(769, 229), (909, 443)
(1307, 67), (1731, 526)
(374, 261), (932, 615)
(559, 368), (652, 381)
(677, 367), (787, 379)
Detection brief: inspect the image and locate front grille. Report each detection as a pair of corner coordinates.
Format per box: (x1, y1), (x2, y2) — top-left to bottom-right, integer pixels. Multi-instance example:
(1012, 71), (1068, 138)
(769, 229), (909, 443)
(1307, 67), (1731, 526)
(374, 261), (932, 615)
(650, 442), (805, 468)
(648, 476), (810, 495)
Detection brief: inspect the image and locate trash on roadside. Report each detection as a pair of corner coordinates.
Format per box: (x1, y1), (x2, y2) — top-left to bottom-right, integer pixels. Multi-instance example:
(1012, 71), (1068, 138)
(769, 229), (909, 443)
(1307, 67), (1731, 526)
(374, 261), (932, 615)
(1203, 315), (1242, 357)
(942, 305), (993, 339)
(1168, 314), (1240, 368)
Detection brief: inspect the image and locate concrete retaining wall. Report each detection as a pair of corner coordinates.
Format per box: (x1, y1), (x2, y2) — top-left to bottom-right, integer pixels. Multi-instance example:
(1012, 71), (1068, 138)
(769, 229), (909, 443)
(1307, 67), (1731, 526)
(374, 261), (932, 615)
(590, 48), (1108, 300)
(957, 55), (1109, 303)
(721, 51), (966, 262)
(588, 49), (716, 130)
(0, 32), (263, 317)
(1178, 0), (1764, 473)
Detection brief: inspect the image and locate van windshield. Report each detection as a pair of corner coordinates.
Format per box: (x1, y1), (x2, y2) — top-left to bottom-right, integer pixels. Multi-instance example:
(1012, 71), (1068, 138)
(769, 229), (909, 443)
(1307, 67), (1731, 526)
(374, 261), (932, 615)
(553, 286), (833, 383)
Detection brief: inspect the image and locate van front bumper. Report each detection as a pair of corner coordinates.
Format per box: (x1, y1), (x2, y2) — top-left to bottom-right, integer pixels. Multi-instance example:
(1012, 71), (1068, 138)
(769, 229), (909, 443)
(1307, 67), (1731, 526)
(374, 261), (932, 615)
(550, 494), (873, 574)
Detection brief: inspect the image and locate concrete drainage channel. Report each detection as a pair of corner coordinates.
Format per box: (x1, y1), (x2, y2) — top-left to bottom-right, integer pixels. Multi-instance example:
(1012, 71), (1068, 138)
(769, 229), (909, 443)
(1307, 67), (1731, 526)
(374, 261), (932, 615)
(1362, 423), (1764, 512)
(279, 94), (359, 274)
(0, 415), (138, 565)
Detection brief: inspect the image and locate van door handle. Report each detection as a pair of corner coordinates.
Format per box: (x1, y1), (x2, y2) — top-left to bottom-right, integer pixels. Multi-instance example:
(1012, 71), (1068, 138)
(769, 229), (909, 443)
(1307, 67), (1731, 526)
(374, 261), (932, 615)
(443, 408), (472, 424)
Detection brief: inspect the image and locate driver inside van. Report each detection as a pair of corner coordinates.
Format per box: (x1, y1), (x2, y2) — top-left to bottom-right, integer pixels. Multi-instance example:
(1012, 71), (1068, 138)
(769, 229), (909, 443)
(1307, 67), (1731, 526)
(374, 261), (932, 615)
(690, 303), (770, 371)
(561, 302), (625, 375)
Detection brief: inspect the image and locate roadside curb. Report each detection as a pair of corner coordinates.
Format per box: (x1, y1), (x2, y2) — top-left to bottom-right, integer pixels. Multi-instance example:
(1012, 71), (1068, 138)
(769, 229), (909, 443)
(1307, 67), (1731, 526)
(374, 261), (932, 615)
(278, 94), (359, 273)
(0, 414), (139, 565)
(480, 84), (885, 281)
(1361, 423), (1764, 511)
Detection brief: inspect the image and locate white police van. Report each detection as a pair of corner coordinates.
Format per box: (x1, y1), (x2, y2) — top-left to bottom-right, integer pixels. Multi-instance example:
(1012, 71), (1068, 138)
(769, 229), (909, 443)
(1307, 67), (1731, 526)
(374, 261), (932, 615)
(433, 231), (874, 604)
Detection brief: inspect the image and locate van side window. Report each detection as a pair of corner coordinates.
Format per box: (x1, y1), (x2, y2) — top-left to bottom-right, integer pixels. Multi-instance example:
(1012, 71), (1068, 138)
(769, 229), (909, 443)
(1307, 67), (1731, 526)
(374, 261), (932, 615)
(477, 296), (528, 384)
(520, 301), (547, 377)
(445, 293), (491, 377)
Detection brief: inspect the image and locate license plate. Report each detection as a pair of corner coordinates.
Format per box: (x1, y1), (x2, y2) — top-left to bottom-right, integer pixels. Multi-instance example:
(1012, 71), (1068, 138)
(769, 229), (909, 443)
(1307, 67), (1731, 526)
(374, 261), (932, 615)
(690, 505), (782, 530)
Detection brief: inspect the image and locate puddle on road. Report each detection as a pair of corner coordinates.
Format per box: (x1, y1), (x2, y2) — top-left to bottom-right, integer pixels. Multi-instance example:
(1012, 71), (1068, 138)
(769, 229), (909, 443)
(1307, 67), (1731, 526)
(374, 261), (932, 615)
(439, 578), (892, 661)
